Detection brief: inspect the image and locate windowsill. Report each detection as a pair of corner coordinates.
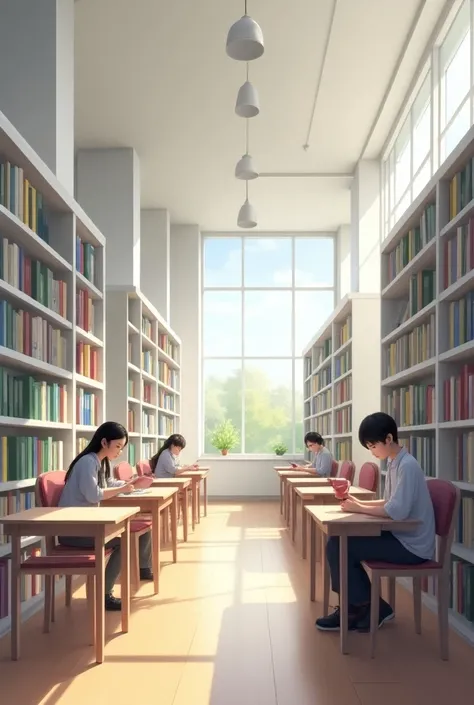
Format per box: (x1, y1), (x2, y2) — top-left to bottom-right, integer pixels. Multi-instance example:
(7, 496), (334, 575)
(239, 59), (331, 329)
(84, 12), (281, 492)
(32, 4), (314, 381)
(199, 454), (305, 461)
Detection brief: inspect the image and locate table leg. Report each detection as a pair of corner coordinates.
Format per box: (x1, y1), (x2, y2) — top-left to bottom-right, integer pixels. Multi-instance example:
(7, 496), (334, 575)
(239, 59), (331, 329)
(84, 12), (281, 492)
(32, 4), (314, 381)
(339, 535), (349, 655)
(302, 503), (307, 559)
(286, 482), (291, 527)
(182, 489), (189, 542)
(310, 518), (316, 602)
(10, 533), (21, 660)
(152, 506), (160, 594)
(95, 538), (105, 664)
(203, 477), (208, 517)
(171, 495), (178, 563)
(322, 532), (330, 614)
(121, 521), (130, 633)
(191, 481), (197, 530)
(196, 480), (201, 524)
(280, 478), (283, 515)
(291, 490), (297, 543)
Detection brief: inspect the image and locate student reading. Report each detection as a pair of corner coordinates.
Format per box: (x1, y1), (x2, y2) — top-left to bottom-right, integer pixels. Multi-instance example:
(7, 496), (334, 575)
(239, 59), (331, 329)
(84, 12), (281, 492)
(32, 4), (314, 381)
(149, 434), (198, 478)
(58, 422), (153, 611)
(316, 412), (435, 632)
(295, 432), (333, 477)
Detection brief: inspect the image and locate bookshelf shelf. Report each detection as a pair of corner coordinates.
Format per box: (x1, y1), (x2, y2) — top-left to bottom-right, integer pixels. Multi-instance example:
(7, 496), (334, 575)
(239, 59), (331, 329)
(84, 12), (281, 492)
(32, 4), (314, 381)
(302, 293), (380, 469)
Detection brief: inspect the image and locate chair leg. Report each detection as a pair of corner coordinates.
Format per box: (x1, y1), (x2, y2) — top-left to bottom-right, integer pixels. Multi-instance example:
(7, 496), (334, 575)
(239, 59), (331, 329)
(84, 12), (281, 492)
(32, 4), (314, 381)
(43, 575), (53, 634)
(413, 577), (422, 635)
(369, 573), (380, 659)
(437, 574), (450, 661)
(131, 534), (140, 589)
(388, 576), (396, 613)
(51, 577), (56, 623)
(65, 575), (72, 607)
(86, 575), (96, 646)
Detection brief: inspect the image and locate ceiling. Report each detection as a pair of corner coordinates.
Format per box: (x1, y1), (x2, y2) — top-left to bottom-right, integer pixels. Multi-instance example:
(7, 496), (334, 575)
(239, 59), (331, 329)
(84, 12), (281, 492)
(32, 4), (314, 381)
(74, 0), (448, 232)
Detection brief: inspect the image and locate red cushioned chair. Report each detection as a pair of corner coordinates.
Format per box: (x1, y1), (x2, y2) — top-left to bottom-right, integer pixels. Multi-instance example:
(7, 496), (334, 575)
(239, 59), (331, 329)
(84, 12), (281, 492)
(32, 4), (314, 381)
(358, 462), (379, 494)
(330, 460), (339, 477)
(338, 460), (355, 484)
(362, 478), (460, 660)
(136, 459), (152, 476)
(114, 461), (135, 481)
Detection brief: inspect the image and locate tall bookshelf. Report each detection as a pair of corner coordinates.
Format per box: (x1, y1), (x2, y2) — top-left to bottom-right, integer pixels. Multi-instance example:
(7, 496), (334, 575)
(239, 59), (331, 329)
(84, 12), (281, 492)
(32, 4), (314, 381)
(106, 286), (181, 465)
(302, 293), (381, 471)
(380, 123), (474, 646)
(0, 110), (106, 636)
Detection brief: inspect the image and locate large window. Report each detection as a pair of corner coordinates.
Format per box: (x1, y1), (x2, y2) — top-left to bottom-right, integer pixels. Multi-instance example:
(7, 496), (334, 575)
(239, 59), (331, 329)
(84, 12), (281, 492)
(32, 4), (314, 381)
(202, 235), (335, 455)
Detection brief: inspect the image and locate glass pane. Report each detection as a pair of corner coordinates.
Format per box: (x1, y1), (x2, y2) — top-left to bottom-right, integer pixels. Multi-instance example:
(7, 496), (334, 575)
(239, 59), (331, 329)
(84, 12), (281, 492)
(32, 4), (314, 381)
(294, 237), (334, 287)
(203, 237), (242, 287)
(395, 117), (411, 202)
(244, 291), (292, 356)
(295, 290), (335, 355)
(244, 359), (292, 453)
(441, 99), (470, 161)
(413, 159), (431, 199)
(394, 190), (411, 223)
(412, 75), (431, 173)
(294, 358), (304, 453)
(204, 360), (242, 453)
(203, 291), (241, 356)
(244, 237), (292, 287)
(444, 31), (470, 126)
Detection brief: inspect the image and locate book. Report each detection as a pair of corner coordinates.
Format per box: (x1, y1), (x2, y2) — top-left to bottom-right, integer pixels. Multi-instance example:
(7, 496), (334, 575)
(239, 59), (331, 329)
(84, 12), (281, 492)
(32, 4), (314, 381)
(449, 157), (474, 219)
(312, 388), (332, 415)
(142, 316), (153, 340)
(334, 376), (352, 405)
(334, 440), (351, 461)
(159, 415), (175, 437)
(455, 431), (474, 483)
(312, 366), (331, 394)
(335, 406), (351, 435)
(456, 496), (474, 548)
(409, 269), (436, 316)
(315, 413), (331, 437)
(0, 436), (64, 482)
(385, 314), (435, 376)
(400, 434), (435, 476)
(128, 408), (135, 433)
(128, 444), (136, 466)
(0, 162), (49, 241)
(142, 350), (155, 377)
(142, 411), (156, 435)
(158, 332), (178, 361)
(143, 383), (153, 405)
(443, 365), (474, 421)
(447, 293), (474, 348)
(0, 366), (67, 421)
(336, 315), (352, 348)
(384, 384), (435, 426)
(386, 203), (436, 284)
(443, 218), (474, 289)
(76, 236), (96, 285)
(334, 349), (351, 378)
(76, 289), (95, 333)
(0, 301), (67, 368)
(158, 389), (176, 411)
(76, 388), (99, 426)
(76, 342), (99, 379)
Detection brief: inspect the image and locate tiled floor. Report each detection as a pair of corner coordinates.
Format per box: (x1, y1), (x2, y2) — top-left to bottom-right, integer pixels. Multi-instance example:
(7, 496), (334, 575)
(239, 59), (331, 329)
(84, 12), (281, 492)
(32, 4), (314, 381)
(0, 501), (472, 705)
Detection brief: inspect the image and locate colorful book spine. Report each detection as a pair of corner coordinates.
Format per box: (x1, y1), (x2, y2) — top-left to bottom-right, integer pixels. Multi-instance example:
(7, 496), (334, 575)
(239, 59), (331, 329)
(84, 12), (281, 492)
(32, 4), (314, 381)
(142, 316), (153, 340)
(385, 314), (436, 376)
(158, 361), (178, 388)
(0, 301), (66, 368)
(75, 289), (95, 332)
(0, 162), (49, 241)
(312, 389), (332, 415)
(449, 558), (474, 623)
(159, 415), (175, 437)
(142, 441), (156, 459)
(0, 366), (67, 421)
(0, 548), (44, 621)
(384, 384), (435, 426)
(443, 218), (474, 289)
(409, 269), (436, 316)
(0, 491), (34, 545)
(76, 437), (89, 454)
(75, 236), (96, 285)
(76, 342), (99, 379)
(316, 412), (331, 437)
(0, 436), (63, 482)
(447, 293), (474, 348)
(335, 406), (351, 434)
(456, 496), (474, 548)
(334, 376), (352, 405)
(158, 390), (175, 411)
(386, 203), (436, 283)
(334, 440), (352, 461)
(337, 316), (352, 348)
(334, 350), (351, 378)
(142, 351), (155, 377)
(128, 378), (136, 398)
(128, 408), (135, 433)
(400, 435), (436, 476)
(443, 365), (474, 421)
(76, 389), (99, 426)
(142, 411), (155, 435)
(312, 367), (331, 394)
(128, 443), (136, 466)
(143, 383), (153, 405)
(455, 432), (474, 483)
(449, 157), (474, 220)
(304, 356), (312, 378)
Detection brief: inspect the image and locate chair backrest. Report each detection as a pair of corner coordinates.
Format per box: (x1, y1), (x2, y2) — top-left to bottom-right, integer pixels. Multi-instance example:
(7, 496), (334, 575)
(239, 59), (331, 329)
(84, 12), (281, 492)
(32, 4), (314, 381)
(426, 479), (460, 567)
(114, 461), (134, 481)
(136, 459), (152, 477)
(330, 460), (339, 477)
(358, 462), (379, 493)
(35, 470), (67, 508)
(339, 460), (355, 483)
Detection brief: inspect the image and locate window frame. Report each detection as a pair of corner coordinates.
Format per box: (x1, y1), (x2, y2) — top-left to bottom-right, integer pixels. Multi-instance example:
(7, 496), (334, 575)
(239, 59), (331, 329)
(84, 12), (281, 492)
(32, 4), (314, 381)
(200, 233), (336, 457)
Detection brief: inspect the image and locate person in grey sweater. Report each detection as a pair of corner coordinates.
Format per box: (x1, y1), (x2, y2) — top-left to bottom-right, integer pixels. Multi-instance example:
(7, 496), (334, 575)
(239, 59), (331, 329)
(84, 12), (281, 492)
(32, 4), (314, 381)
(295, 432), (334, 476)
(58, 421), (153, 611)
(149, 433), (198, 478)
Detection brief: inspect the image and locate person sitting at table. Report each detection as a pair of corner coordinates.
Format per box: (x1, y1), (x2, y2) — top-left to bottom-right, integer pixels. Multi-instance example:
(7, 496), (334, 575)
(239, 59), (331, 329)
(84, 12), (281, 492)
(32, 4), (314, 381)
(295, 432), (333, 477)
(315, 412), (435, 633)
(58, 421), (154, 611)
(149, 433), (198, 478)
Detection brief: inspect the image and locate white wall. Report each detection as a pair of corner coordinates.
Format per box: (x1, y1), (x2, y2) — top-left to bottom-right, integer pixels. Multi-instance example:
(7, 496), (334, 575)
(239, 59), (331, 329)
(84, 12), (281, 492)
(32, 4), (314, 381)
(205, 458), (280, 498)
(336, 224), (351, 300)
(141, 209), (170, 319)
(351, 160), (381, 293)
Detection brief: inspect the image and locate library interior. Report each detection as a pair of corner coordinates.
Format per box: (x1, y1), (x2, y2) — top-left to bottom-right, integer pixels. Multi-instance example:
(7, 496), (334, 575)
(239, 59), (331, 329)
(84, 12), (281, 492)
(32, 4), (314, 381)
(1, 1), (474, 704)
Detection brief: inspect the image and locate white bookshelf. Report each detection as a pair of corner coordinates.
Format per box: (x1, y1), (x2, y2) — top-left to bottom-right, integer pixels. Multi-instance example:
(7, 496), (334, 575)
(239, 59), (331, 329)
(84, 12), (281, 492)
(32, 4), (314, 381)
(105, 286), (181, 465)
(380, 123), (474, 644)
(0, 109), (105, 635)
(302, 293), (381, 471)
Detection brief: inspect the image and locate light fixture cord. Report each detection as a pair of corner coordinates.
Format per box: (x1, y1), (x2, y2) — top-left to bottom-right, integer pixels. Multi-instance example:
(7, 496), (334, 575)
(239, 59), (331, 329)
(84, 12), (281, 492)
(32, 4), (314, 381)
(245, 118), (249, 154)
(244, 0), (248, 15)
(246, 180), (249, 201)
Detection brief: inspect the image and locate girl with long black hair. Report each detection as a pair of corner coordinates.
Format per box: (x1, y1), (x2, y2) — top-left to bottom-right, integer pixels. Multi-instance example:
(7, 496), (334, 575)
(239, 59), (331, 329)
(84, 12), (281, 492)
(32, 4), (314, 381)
(149, 433), (198, 478)
(58, 421), (153, 610)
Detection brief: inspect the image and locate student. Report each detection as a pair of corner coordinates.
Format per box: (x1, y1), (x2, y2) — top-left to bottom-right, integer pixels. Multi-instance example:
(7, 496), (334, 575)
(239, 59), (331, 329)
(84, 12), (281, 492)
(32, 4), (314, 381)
(58, 421), (153, 611)
(149, 433), (198, 478)
(315, 412), (435, 632)
(296, 432), (333, 477)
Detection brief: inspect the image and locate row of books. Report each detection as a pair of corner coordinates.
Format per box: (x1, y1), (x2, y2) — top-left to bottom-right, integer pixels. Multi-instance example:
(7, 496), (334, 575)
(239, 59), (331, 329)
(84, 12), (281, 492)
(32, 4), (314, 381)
(400, 435), (435, 477)
(142, 411), (156, 435)
(159, 390), (176, 411)
(447, 292), (474, 349)
(336, 316), (351, 349)
(159, 416), (176, 437)
(315, 339), (332, 369)
(385, 202), (436, 285)
(142, 316), (153, 339)
(0, 366), (67, 422)
(0, 161), (49, 241)
(76, 437), (89, 454)
(449, 157), (474, 220)
(128, 378), (136, 398)
(0, 491), (34, 544)
(443, 365), (474, 421)
(143, 382), (153, 405)
(128, 408), (135, 433)
(311, 389), (331, 415)
(0, 301), (66, 369)
(423, 559), (474, 624)
(158, 362), (179, 389)
(304, 356), (312, 378)
(334, 349), (351, 378)
(313, 367), (331, 394)
(142, 351), (154, 377)
(334, 376), (351, 405)
(443, 218), (474, 290)
(456, 496), (473, 548)
(1, 237), (67, 318)
(76, 237), (96, 286)
(384, 384), (435, 426)
(334, 440), (351, 461)
(158, 333), (179, 361)
(0, 436), (63, 482)
(76, 342), (99, 380)
(141, 442), (156, 460)
(455, 431), (474, 483)
(76, 289), (95, 333)
(0, 550), (43, 620)
(128, 443), (136, 466)
(316, 414), (331, 437)
(335, 406), (351, 435)
(384, 314), (435, 377)
(409, 269), (436, 317)
(76, 389), (100, 427)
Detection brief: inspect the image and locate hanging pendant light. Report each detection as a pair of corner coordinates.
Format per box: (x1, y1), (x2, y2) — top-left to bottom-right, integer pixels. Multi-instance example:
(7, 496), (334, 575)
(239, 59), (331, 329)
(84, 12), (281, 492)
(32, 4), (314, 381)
(235, 120), (259, 180)
(237, 182), (257, 228)
(226, 2), (264, 62)
(235, 80), (260, 117)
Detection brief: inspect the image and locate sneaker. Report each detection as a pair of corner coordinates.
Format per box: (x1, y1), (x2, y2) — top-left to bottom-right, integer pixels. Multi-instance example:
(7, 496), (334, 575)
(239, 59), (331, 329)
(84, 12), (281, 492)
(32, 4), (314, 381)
(355, 599), (394, 632)
(315, 607), (360, 632)
(105, 594), (122, 611)
(140, 568), (154, 581)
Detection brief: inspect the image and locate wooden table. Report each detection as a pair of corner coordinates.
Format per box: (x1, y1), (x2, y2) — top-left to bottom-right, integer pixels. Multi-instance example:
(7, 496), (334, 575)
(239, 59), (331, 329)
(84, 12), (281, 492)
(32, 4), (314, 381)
(306, 505), (419, 655)
(151, 477), (192, 541)
(274, 468), (315, 522)
(293, 485), (376, 558)
(0, 505), (140, 663)
(104, 488), (179, 594)
(180, 468), (210, 525)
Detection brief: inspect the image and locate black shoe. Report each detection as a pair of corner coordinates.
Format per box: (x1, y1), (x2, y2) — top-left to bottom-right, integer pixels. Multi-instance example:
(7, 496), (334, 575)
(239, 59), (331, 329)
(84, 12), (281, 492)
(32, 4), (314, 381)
(355, 599), (394, 632)
(315, 606), (360, 632)
(105, 594), (122, 611)
(140, 568), (154, 581)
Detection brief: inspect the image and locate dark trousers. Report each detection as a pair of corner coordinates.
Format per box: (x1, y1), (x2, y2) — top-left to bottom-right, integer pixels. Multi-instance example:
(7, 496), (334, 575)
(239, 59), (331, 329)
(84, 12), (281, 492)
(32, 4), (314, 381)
(326, 531), (426, 607)
(58, 533), (152, 595)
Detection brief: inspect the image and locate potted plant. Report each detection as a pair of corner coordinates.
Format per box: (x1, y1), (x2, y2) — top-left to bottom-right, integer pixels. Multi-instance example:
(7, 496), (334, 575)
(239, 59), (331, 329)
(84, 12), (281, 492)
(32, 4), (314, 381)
(273, 442), (288, 457)
(210, 420), (239, 456)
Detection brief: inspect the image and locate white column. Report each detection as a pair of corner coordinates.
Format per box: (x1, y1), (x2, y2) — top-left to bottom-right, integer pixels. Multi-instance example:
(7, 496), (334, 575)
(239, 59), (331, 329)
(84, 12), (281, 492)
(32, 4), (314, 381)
(141, 209), (170, 319)
(350, 160), (381, 293)
(76, 148), (141, 289)
(0, 0), (74, 192)
(170, 224), (201, 460)
(336, 225), (351, 300)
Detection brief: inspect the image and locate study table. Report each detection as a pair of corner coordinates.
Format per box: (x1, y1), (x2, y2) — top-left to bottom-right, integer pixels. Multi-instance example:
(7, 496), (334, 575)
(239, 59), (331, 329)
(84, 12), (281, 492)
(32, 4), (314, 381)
(179, 468), (210, 525)
(0, 505), (140, 663)
(305, 504), (419, 655)
(104, 487), (179, 594)
(151, 477), (192, 541)
(273, 467), (315, 520)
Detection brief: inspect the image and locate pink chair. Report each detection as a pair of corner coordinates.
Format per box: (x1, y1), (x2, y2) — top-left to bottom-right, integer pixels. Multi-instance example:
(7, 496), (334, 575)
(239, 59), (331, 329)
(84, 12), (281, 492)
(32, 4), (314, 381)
(136, 459), (152, 476)
(338, 460), (355, 483)
(362, 479), (460, 660)
(358, 462), (379, 493)
(330, 460), (339, 477)
(114, 461), (135, 481)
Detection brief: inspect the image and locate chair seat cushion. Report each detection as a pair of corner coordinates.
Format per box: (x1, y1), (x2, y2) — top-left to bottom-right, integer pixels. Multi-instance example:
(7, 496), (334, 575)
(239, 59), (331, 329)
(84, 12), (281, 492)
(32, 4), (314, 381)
(21, 554), (98, 570)
(131, 519), (152, 532)
(363, 559), (441, 571)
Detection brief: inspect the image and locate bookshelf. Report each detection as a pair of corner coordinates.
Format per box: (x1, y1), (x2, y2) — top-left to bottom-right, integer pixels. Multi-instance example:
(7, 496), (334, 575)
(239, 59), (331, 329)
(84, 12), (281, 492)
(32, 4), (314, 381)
(302, 293), (381, 470)
(105, 286), (181, 465)
(0, 109), (105, 636)
(380, 123), (474, 645)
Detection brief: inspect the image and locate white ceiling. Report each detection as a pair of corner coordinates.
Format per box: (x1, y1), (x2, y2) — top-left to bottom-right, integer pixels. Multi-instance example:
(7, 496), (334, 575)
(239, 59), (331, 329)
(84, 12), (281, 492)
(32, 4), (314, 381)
(74, 0), (447, 232)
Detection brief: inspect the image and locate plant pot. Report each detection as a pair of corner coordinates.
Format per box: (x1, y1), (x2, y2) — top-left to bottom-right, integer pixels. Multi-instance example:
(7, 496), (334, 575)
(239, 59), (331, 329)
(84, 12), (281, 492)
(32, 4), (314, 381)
(221, 449), (228, 456)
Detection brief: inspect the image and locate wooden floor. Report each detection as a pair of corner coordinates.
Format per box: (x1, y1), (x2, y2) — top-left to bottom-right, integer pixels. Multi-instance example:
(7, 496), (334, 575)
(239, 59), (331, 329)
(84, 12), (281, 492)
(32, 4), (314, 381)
(0, 501), (473, 705)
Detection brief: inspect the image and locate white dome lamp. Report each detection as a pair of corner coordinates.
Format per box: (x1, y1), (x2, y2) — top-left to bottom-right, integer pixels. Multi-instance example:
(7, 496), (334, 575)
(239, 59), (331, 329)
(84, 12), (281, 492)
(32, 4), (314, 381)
(226, 2), (264, 62)
(235, 65), (260, 118)
(235, 120), (259, 180)
(237, 182), (258, 229)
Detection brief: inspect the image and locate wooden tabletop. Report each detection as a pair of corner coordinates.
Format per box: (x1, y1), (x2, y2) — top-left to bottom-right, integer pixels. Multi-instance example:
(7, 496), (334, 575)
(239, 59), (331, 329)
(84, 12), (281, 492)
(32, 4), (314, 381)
(274, 466), (312, 472)
(286, 477), (330, 486)
(296, 486), (375, 499)
(180, 470), (209, 478)
(151, 478), (192, 488)
(107, 487), (179, 501)
(276, 470), (314, 477)
(305, 505), (420, 533)
(0, 506), (140, 526)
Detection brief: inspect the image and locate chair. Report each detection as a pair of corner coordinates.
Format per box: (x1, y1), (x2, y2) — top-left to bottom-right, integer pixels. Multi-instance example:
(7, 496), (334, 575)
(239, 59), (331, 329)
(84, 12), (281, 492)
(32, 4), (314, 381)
(330, 460), (339, 477)
(136, 459), (152, 476)
(338, 460), (355, 483)
(362, 479), (460, 660)
(358, 462), (379, 493)
(114, 461), (135, 481)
